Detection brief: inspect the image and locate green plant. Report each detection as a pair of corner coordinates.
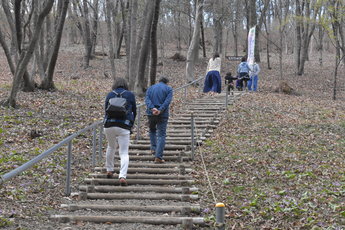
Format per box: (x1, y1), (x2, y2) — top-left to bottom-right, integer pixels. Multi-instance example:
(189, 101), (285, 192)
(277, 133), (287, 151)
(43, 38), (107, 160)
(0, 217), (13, 227)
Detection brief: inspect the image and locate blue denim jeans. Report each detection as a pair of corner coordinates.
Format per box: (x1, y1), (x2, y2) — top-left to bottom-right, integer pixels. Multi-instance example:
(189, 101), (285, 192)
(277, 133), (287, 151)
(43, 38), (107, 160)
(148, 116), (168, 160)
(248, 75), (258, 91)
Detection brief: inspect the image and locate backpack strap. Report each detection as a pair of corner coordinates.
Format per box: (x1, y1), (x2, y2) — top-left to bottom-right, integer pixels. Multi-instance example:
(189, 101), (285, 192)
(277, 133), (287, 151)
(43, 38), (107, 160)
(112, 90), (126, 97)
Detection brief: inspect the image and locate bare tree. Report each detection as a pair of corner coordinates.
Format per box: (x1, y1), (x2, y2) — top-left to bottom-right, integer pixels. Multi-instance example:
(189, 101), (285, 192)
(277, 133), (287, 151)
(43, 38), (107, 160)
(135, 0), (156, 96)
(186, 0), (203, 83)
(212, 0), (224, 55)
(1, 0), (38, 92)
(39, 0), (70, 90)
(105, 0), (116, 79)
(149, 0), (161, 86)
(295, 0), (321, 75)
(2, 0), (54, 107)
(230, 0), (241, 56)
(90, 0), (99, 57)
(128, 0), (138, 89)
(325, 0), (345, 100)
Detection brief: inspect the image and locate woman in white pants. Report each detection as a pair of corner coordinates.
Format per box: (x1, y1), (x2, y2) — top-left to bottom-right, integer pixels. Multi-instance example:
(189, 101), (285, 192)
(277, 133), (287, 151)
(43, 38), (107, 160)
(103, 78), (136, 186)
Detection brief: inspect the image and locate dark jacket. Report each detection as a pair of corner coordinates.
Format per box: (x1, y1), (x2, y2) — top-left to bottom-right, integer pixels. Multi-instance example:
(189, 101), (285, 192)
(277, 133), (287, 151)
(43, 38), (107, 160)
(145, 82), (173, 118)
(225, 74), (237, 84)
(104, 88), (136, 129)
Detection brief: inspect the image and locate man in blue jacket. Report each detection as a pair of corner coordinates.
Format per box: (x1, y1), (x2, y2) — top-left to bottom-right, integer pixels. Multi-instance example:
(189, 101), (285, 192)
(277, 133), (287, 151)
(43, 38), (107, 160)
(145, 76), (173, 163)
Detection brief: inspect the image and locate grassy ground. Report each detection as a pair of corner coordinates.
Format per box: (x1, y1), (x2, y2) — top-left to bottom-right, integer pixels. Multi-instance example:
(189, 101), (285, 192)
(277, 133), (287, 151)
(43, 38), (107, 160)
(195, 93), (345, 229)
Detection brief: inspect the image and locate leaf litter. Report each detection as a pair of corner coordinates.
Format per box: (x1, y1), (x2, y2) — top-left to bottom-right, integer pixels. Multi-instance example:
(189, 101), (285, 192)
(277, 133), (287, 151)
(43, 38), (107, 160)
(0, 47), (345, 229)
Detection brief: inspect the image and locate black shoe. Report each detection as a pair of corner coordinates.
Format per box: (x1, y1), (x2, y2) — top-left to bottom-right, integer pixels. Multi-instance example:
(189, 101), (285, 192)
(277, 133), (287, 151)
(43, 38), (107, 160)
(106, 171), (114, 178)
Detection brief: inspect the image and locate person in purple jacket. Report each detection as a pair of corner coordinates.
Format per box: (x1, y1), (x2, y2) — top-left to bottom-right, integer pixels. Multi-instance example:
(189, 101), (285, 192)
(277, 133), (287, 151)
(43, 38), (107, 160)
(145, 76), (173, 164)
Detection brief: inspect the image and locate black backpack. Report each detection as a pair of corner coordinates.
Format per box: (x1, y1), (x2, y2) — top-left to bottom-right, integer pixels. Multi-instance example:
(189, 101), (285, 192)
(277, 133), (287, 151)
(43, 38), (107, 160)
(106, 90), (128, 119)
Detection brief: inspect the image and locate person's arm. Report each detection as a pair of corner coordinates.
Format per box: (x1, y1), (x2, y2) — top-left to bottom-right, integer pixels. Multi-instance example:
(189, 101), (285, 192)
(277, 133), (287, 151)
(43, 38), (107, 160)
(130, 93), (137, 121)
(256, 64), (260, 75)
(145, 87), (155, 110)
(158, 87), (173, 113)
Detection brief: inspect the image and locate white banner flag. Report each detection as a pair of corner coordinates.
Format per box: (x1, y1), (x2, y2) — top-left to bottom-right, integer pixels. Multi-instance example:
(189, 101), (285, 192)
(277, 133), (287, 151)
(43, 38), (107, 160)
(247, 26), (256, 66)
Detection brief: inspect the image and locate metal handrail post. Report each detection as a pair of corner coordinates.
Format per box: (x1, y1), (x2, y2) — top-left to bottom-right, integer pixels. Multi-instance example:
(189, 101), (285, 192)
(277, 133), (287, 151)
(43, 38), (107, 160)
(225, 80), (229, 107)
(92, 127), (97, 167)
(199, 78), (203, 93)
(191, 112), (195, 161)
(65, 140), (72, 196)
(184, 87), (187, 99)
(98, 124), (103, 163)
(136, 105), (141, 142)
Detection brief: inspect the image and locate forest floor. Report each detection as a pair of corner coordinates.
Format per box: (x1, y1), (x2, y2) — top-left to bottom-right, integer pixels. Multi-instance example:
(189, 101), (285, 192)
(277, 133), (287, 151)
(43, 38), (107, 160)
(0, 45), (344, 229)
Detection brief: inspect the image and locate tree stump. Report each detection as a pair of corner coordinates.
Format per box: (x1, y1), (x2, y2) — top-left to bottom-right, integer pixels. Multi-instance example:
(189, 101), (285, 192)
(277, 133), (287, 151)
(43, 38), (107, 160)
(275, 81), (294, 95)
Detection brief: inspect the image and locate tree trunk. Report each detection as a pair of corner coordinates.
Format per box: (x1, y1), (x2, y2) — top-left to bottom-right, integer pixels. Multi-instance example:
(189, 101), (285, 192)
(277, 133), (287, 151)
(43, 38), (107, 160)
(295, 0), (302, 75)
(112, 0), (121, 59)
(149, 0), (161, 86)
(263, 14), (271, 69)
(67, 6), (77, 44)
(200, 18), (206, 58)
(90, 0), (99, 57)
(128, 0), (138, 90)
(247, 0), (257, 59)
(232, 0), (241, 56)
(135, 0), (155, 96)
(105, 0), (116, 79)
(177, 0), (181, 53)
(40, 0), (70, 90)
(81, 0), (92, 69)
(185, 0), (203, 83)
(296, 0), (320, 75)
(120, 0), (129, 79)
(3, 0), (54, 108)
(0, 29), (16, 75)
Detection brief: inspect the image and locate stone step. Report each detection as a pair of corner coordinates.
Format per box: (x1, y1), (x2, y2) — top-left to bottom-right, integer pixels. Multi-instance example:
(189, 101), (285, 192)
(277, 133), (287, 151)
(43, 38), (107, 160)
(61, 204), (201, 214)
(51, 215), (205, 226)
(84, 178), (194, 186)
(169, 120), (219, 124)
(126, 156), (190, 162)
(174, 113), (218, 117)
(168, 124), (217, 129)
(78, 185), (198, 194)
(128, 149), (190, 156)
(89, 173), (193, 180)
(78, 192), (198, 201)
(133, 139), (191, 145)
(188, 102), (226, 105)
(94, 167), (191, 174)
(129, 144), (186, 150)
(98, 162), (191, 168)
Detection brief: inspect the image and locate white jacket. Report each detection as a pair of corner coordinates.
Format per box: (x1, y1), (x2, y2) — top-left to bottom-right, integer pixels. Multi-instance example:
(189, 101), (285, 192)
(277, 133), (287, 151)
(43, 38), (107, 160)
(206, 57), (221, 73)
(250, 63), (260, 76)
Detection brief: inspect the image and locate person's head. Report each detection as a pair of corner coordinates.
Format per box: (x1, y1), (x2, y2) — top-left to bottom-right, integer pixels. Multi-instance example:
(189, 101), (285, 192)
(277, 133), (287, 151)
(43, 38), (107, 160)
(213, 52), (220, 60)
(159, 76), (169, 84)
(112, 77), (128, 90)
(226, 72), (232, 77)
(241, 56), (246, 62)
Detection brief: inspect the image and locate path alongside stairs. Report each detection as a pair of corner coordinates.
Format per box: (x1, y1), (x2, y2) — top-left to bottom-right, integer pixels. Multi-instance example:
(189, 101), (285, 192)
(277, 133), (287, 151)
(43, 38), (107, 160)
(51, 92), (238, 229)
